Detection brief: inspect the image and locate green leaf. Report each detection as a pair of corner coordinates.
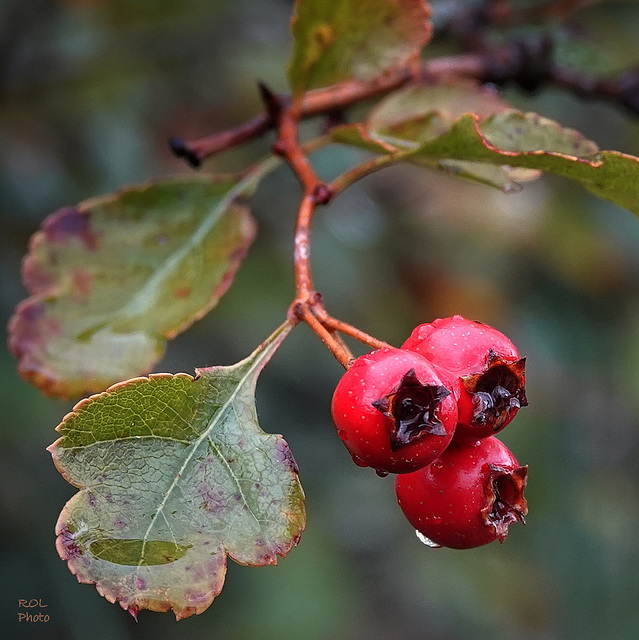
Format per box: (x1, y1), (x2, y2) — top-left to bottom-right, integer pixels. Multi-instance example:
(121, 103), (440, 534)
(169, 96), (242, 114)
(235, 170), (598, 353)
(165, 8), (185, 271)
(9, 170), (270, 399)
(406, 111), (639, 215)
(333, 98), (639, 213)
(49, 323), (305, 620)
(368, 82), (513, 136)
(333, 83), (542, 190)
(287, 0), (432, 95)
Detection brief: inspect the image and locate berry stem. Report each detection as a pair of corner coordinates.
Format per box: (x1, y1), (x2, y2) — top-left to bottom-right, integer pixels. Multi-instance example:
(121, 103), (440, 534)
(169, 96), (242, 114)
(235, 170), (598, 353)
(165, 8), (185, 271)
(272, 93), (332, 301)
(290, 301), (354, 369)
(269, 93), (390, 367)
(293, 195), (315, 300)
(318, 313), (393, 351)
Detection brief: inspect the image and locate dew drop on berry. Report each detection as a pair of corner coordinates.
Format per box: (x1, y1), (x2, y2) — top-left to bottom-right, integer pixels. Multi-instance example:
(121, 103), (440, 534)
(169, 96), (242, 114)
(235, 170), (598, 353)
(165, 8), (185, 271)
(350, 452), (368, 467)
(415, 530), (442, 548)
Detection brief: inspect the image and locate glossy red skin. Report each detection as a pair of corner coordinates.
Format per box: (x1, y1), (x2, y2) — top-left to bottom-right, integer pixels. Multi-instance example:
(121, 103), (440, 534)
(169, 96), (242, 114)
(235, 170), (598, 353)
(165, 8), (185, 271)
(402, 316), (520, 370)
(395, 436), (526, 549)
(402, 315), (524, 439)
(331, 348), (457, 474)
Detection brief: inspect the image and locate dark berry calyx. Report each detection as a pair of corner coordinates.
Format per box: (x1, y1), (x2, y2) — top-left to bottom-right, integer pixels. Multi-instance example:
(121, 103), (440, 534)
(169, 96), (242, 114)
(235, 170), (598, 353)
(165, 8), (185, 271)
(482, 464), (528, 541)
(463, 352), (527, 430)
(372, 368), (451, 450)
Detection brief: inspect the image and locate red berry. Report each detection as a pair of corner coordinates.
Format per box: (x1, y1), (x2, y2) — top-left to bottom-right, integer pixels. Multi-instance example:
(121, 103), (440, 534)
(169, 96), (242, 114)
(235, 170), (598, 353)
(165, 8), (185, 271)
(395, 436), (528, 549)
(402, 316), (527, 440)
(331, 348), (458, 474)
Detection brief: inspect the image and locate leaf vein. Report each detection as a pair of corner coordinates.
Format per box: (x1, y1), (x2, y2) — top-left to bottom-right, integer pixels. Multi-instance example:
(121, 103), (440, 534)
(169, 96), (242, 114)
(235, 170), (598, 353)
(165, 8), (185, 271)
(136, 355), (268, 568)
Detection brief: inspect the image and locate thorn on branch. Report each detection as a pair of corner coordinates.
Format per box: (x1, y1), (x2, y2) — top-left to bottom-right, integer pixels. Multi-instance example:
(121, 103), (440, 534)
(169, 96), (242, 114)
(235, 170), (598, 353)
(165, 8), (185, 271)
(168, 136), (201, 168)
(323, 109), (348, 133)
(257, 81), (285, 124)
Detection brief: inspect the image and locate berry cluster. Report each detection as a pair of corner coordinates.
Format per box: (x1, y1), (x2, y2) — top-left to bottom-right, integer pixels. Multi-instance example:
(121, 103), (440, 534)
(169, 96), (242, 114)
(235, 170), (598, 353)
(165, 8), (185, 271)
(331, 315), (529, 549)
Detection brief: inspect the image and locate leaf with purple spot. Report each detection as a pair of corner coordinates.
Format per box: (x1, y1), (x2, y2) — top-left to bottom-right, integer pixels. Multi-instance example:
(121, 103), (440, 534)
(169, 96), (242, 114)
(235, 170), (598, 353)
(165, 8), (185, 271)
(9, 166), (276, 399)
(49, 323), (305, 620)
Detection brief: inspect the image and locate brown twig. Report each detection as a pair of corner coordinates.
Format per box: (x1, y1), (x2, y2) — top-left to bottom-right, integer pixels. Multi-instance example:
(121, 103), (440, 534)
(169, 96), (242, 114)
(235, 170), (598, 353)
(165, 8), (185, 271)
(171, 48), (639, 168)
(170, 57), (479, 167)
(271, 91), (333, 299)
(167, 13), (639, 366)
(292, 194), (316, 300)
(169, 115), (271, 168)
(265, 89), (393, 368)
(274, 97), (324, 196)
(265, 88), (359, 368)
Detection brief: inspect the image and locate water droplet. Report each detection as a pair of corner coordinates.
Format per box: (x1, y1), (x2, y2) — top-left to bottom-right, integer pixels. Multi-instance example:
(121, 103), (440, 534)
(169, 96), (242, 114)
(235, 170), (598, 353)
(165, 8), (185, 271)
(415, 530), (441, 548)
(503, 182), (523, 194)
(350, 452), (368, 467)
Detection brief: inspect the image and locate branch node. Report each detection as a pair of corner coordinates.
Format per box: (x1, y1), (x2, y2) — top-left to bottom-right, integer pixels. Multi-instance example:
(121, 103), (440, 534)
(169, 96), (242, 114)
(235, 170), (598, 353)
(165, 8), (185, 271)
(168, 136), (201, 168)
(312, 183), (334, 205)
(287, 300), (305, 323)
(272, 140), (288, 157)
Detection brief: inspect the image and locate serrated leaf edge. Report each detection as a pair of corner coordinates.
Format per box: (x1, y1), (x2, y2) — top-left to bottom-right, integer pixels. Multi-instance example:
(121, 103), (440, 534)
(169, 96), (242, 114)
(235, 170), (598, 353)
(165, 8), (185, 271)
(49, 321), (301, 619)
(10, 159), (281, 399)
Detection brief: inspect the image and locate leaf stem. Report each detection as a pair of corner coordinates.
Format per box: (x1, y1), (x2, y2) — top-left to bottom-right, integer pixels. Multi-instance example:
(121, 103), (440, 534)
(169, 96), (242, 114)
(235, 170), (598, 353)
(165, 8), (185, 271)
(329, 154), (401, 196)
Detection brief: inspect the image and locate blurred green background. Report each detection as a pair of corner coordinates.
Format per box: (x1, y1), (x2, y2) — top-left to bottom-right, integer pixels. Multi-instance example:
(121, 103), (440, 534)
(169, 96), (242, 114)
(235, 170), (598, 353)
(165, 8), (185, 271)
(2, 0), (639, 638)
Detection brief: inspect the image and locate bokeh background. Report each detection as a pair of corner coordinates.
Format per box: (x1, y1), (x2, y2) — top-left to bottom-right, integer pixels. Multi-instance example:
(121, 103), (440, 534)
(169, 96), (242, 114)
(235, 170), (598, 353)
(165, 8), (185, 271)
(2, 0), (639, 638)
